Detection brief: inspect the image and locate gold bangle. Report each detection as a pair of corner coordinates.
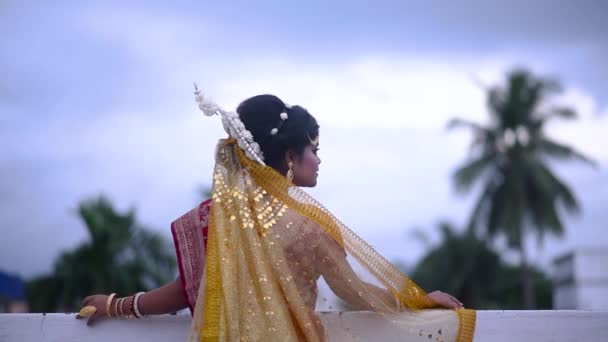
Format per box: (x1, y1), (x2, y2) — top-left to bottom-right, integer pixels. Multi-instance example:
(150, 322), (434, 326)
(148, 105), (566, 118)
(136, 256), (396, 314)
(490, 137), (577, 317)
(114, 296), (120, 318)
(105, 293), (116, 318)
(134, 292), (146, 318)
(123, 297), (129, 318)
(126, 295), (135, 319)
(120, 298), (127, 319)
(117, 297), (124, 318)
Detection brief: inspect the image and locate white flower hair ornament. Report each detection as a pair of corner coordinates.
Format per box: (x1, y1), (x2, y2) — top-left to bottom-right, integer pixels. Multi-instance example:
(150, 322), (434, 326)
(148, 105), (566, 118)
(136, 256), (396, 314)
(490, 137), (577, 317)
(270, 111), (289, 136)
(194, 83), (265, 165)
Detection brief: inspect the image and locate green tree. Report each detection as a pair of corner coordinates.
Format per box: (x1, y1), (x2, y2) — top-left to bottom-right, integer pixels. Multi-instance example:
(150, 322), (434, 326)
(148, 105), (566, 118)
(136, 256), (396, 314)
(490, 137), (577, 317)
(410, 222), (552, 309)
(448, 69), (595, 308)
(27, 195), (176, 312)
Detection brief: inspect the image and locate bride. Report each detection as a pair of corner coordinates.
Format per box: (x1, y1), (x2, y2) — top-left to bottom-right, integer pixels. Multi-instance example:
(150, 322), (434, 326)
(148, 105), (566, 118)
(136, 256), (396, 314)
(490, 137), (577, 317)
(77, 88), (476, 341)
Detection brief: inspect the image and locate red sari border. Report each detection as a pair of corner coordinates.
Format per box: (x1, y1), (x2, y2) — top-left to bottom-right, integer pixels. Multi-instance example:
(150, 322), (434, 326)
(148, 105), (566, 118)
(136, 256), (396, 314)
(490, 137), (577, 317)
(171, 199), (211, 314)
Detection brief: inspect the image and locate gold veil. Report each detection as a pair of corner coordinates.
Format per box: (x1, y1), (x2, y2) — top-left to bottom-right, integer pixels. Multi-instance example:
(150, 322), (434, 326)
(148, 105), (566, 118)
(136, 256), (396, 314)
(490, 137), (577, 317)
(188, 138), (475, 341)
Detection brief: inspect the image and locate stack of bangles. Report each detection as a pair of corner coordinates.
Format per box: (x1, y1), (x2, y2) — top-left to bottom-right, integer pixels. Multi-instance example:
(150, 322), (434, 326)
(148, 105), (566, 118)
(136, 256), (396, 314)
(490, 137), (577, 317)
(102, 292), (147, 319)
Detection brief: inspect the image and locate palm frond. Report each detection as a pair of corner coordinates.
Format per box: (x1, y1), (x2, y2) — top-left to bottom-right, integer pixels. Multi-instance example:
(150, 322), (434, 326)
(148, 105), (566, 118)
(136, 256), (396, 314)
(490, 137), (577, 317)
(466, 181), (495, 236)
(437, 221), (458, 241)
(453, 153), (496, 193)
(523, 159), (575, 242)
(546, 107), (577, 120)
(446, 118), (491, 133)
(408, 227), (432, 248)
(539, 138), (597, 166)
(487, 87), (504, 120)
(486, 180), (507, 239)
(536, 162), (581, 213)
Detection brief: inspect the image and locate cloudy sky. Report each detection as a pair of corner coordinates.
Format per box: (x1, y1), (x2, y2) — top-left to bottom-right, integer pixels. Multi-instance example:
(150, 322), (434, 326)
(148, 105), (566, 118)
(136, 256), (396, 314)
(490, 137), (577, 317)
(1, 0), (607, 279)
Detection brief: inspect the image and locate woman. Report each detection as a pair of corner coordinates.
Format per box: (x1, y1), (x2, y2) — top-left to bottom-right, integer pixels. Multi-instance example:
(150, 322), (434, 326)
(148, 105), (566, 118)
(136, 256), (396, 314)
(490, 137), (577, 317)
(77, 90), (476, 341)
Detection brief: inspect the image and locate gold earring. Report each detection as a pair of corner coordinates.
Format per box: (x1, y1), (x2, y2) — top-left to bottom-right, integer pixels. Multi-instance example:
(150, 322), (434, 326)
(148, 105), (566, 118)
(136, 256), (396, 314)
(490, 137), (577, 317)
(287, 162), (294, 183)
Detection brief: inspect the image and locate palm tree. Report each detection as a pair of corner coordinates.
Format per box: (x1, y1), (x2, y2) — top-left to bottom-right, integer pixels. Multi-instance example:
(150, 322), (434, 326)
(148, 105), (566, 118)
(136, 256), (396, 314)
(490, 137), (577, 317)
(447, 69), (595, 308)
(27, 195), (176, 312)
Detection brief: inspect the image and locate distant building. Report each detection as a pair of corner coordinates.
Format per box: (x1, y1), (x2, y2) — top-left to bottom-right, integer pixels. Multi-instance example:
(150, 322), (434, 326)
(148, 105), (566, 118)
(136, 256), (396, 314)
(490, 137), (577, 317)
(0, 271), (28, 313)
(553, 248), (608, 310)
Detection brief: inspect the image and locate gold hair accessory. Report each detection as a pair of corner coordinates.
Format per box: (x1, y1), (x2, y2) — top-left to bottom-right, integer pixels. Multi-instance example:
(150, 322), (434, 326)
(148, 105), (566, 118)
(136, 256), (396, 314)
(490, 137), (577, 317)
(308, 135), (319, 146)
(193, 84), (265, 165)
(78, 305), (97, 318)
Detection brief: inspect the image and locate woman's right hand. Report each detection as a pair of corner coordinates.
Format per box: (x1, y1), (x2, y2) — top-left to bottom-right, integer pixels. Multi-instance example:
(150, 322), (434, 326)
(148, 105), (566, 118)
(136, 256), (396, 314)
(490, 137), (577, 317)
(76, 294), (109, 326)
(426, 290), (464, 309)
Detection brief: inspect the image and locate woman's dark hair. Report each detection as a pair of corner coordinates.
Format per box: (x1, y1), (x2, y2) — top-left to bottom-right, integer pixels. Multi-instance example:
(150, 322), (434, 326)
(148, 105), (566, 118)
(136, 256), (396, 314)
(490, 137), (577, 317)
(237, 94), (319, 171)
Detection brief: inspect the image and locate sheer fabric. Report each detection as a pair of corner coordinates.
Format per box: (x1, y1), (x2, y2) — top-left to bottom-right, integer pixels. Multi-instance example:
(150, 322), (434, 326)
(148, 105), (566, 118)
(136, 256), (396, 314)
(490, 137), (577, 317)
(180, 139), (475, 341)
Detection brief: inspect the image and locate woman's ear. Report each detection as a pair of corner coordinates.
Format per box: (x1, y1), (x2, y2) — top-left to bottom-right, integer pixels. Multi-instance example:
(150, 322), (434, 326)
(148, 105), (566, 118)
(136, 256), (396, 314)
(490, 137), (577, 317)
(284, 150), (298, 167)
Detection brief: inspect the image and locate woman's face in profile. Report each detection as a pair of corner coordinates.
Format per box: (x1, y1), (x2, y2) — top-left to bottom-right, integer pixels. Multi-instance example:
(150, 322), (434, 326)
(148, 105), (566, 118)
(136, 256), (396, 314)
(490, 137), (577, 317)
(292, 143), (321, 188)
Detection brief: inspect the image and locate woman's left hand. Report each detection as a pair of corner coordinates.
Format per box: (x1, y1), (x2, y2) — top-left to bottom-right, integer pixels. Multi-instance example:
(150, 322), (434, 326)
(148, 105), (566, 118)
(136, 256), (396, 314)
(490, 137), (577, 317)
(426, 290), (464, 309)
(76, 294), (109, 326)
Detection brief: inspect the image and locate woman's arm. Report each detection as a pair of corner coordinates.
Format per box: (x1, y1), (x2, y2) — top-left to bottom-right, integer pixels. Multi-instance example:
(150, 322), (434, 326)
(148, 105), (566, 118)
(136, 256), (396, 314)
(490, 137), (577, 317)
(78, 277), (188, 326)
(315, 231), (393, 311)
(136, 277), (188, 315)
(315, 230), (463, 311)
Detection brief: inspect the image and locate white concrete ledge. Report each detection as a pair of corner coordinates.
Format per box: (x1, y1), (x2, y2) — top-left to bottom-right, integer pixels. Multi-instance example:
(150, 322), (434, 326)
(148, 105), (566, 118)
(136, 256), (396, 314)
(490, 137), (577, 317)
(0, 311), (607, 341)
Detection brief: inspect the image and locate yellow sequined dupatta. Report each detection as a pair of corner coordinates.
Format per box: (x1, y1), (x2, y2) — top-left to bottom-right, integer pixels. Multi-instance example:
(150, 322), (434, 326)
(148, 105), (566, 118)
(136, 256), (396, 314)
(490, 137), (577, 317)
(188, 139), (476, 342)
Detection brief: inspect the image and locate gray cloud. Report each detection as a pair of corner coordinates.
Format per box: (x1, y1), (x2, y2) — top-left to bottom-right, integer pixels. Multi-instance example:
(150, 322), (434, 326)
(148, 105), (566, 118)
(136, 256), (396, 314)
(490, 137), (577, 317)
(1, 0), (606, 278)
